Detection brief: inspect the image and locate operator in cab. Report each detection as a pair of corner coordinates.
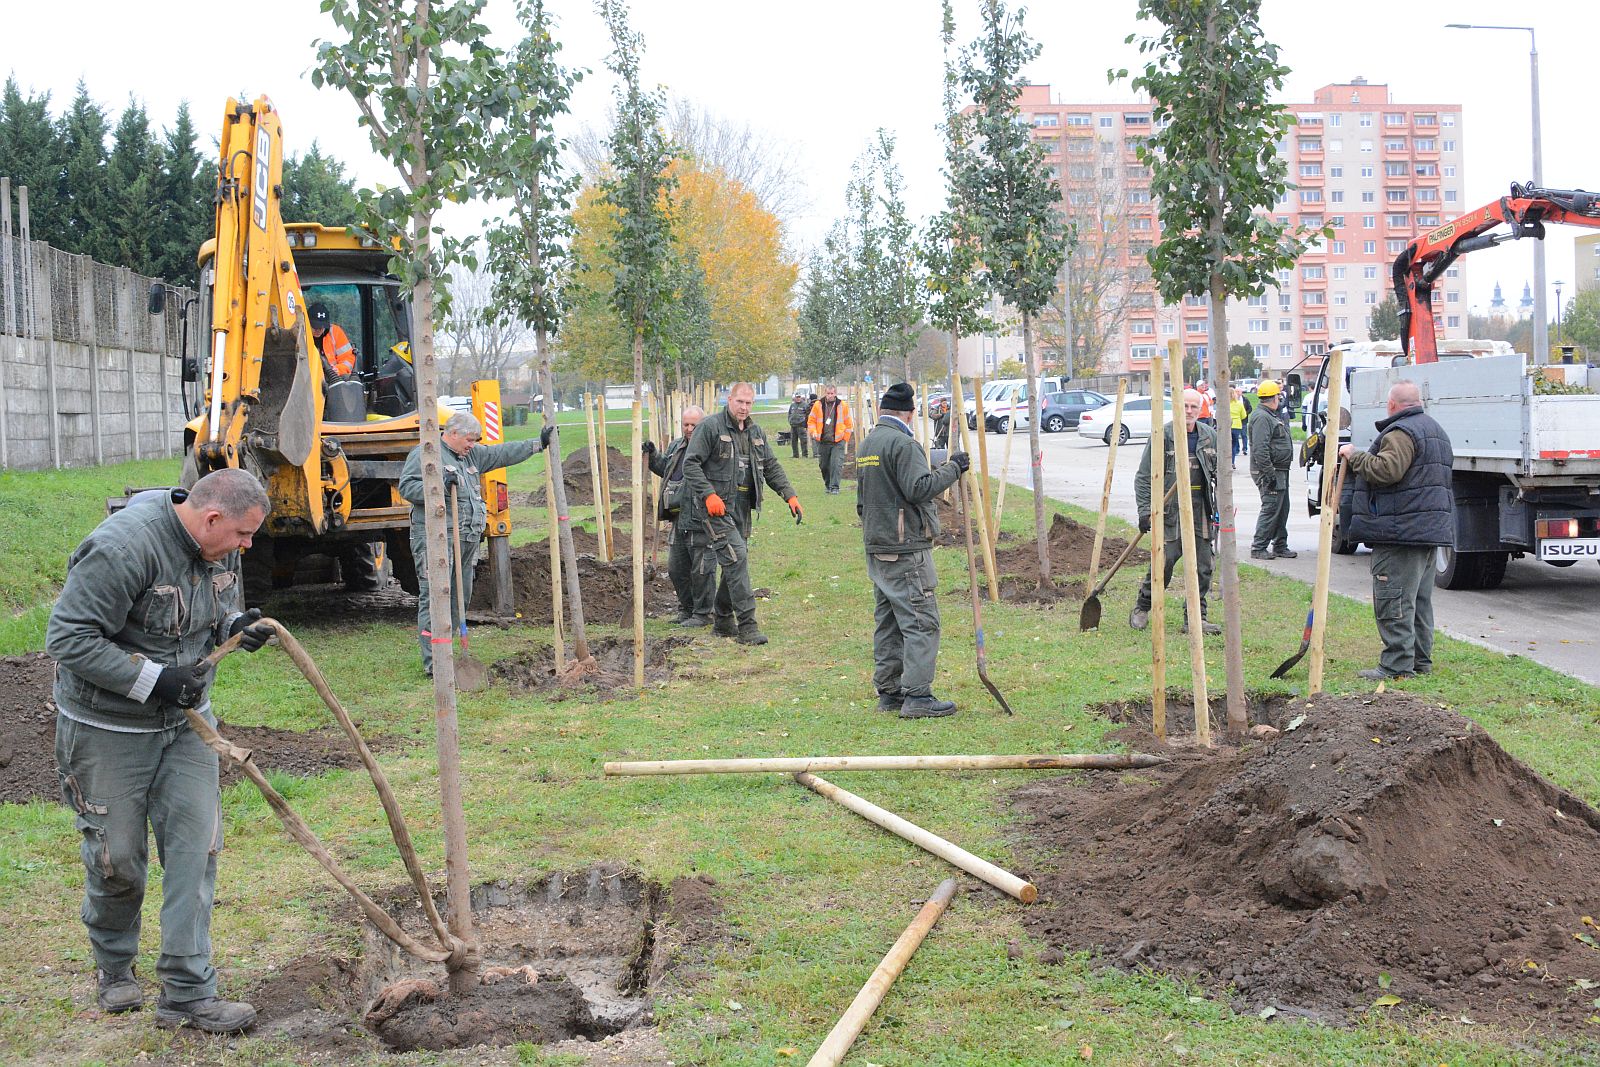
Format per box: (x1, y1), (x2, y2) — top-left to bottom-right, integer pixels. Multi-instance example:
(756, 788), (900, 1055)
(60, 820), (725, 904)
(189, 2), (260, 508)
(308, 303), (356, 380)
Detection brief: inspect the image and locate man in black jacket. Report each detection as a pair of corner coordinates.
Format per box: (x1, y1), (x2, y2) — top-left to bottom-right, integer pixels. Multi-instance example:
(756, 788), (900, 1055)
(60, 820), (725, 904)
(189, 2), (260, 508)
(1247, 380), (1297, 559)
(785, 393), (811, 458)
(643, 405), (713, 625)
(1339, 380), (1454, 680)
(857, 383), (968, 718)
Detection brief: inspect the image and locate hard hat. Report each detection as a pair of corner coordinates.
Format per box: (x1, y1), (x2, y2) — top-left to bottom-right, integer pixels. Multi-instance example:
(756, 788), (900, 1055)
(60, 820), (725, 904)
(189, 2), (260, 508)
(1257, 380), (1281, 398)
(390, 340), (412, 364)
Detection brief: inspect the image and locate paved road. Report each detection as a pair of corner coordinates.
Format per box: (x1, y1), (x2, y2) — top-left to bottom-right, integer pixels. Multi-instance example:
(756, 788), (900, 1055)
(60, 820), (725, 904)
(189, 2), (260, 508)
(981, 425), (1600, 685)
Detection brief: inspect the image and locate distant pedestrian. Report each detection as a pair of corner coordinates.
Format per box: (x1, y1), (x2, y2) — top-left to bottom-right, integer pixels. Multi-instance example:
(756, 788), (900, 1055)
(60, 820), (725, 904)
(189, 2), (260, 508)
(1247, 381), (1296, 560)
(1229, 387), (1250, 468)
(786, 393), (812, 459)
(931, 396), (952, 451)
(1338, 380), (1455, 681)
(1129, 389), (1221, 636)
(1195, 380), (1216, 428)
(644, 405), (714, 626)
(807, 384), (854, 494)
(857, 383), (969, 717)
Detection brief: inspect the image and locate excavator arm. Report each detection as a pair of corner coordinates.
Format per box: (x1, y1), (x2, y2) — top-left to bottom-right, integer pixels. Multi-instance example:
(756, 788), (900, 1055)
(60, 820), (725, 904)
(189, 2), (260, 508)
(1393, 182), (1600, 363)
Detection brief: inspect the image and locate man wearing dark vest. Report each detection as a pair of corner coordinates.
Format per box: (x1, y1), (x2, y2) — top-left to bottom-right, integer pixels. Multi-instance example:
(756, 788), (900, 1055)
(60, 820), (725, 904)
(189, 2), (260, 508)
(786, 393), (812, 459)
(857, 383), (968, 718)
(1339, 379), (1455, 681)
(1130, 389), (1221, 636)
(643, 405), (714, 626)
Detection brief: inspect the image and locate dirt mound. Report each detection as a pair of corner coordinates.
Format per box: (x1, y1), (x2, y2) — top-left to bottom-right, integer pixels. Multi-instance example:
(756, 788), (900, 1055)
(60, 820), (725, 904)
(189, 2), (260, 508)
(522, 446), (634, 507)
(491, 635), (689, 701)
(0, 654), (395, 804)
(1096, 691), (1290, 748)
(933, 496), (1017, 548)
(468, 540), (677, 625)
(1013, 692), (1600, 1032)
(249, 865), (723, 1055)
(995, 512), (1146, 578)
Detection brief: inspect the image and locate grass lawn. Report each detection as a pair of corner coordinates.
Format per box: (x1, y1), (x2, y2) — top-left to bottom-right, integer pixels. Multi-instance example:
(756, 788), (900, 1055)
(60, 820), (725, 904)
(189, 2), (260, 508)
(0, 411), (1596, 1065)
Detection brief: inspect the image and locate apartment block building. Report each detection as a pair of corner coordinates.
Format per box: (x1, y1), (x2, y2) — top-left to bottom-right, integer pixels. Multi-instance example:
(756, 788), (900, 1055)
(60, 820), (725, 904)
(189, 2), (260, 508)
(1016, 79), (1467, 382)
(1576, 233), (1600, 293)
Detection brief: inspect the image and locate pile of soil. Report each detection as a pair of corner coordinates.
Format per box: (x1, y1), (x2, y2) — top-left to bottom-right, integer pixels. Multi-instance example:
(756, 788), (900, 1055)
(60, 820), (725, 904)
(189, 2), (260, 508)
(521, 446), (635, 507)
(248, 865), (724, 1055)
(1013, 692), (1600, 1032)
(468, 541), (678, 626)
(933, 495), (1016, 548)
(994, 512), (1145, 578)
(491, 635), (689, 702)
(0, 654), (393, 805)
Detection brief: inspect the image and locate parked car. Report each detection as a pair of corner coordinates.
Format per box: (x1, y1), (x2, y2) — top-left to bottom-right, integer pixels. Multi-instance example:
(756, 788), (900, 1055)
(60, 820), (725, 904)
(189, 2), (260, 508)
(963, 375), (1072, 431)
(1077, 395), (1174, 445)
(1037, 389), (1111, 432)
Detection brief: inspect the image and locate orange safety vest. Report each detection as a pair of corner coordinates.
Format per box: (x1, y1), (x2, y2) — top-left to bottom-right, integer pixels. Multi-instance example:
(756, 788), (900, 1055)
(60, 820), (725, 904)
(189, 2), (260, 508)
(318, 324), (356, 378)
(807, 397), (853, 443)
(1196, 388), (1214, 419)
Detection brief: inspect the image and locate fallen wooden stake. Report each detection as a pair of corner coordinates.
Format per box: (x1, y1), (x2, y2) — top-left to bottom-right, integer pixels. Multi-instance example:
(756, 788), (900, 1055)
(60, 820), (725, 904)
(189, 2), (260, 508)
(604, 752), (1167, 776)
(794, 772), (1036, 903)
(806, 877), (958, 1067)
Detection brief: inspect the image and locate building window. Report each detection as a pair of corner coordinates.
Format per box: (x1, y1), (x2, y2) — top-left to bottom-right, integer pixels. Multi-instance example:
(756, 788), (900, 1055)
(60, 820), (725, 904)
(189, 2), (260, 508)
(1126, 165), (1151, 179)
(1383, 138), (1407, 152)
(1334, 316), (1349, 331)
(1130, 216), (1153, 230)
(1300, 190), (1323, 204)
(1445, 267), (1459, 277)
(1066, 113), (1092, 126)
(1129, 240), (1152, 256)
(1280, 344), (1293, 358)
(1333, 291), (1348, 305)
(1098, 115), (1113, 128)
(1443, 165), (1456, 177)
(1328, 139), (1344, 152)
(1249, 318), (1269, 332)
(1303, 265), (1326, 280)
(1416, 214), (1441, 227)
(1123, 113), (1151, 126)
(1363, 240), (1377, 254)
(1330, 164), (1344, 178)
(1304, 291), (1326, 306)
(1300, 163), (1323, 177)
(1384, 112), (1407, 126)
(1332, 266), (1347, 280)
(1359, 113), (1373, 127)
(1414, 137), (1436, 152)
(1184, 294), (1207, 307)
(1131, 320), (1155, 335)
(1447, 315), (1461, 328)
(1101, 167), (1116, 179)
(1414, 162), (1438, 177)
(1186, 320), (1208, 334)
(1443, 139), (1456, 152)
(1131, 345), (1157, 361)
(1384, 161), (1408, 177)
(1364, 292), (1378, 305)
(1303, 215), (1324, 229)
(1360, 214), (1374, 228)
(1442, 113), (1456, 127)
(1068, 164), (1095, 180)
(1416, 188), (1439, 202)
(1360, 165), (1375, 178)
(1329, 215), (1345, 228)
(1128, 189), (1152, 204)
(1246, 294), (1268, 307)
(1329, 114), (1342, 127)
(1330, 190), (1345, 203)
(1330, 240), (1345, 254)
(1385, 188), (1409, 202)
(1299, 112), (1324, 126)
(1298, 138), (1322, 152)
(1305, 317), (1326, 331)
(1386, 239), (1407, 254)
(1033, 113), (1059, 128)
(1253, 344), (1270, 360)
(1415, 113), (1437, 127)
(1446, 291), (1460, 303)
(1387, 213), (1409, 227)
(1362, 265), (1378, 280)
(1444, 190), (1458, 203)
(1361, 191), (1376, 203)
(1360, 139), (1374, 153)
(1128, 292), (1156, 308)
(1161, 321), (1175, 335)
(1279, 319), (1293, 331)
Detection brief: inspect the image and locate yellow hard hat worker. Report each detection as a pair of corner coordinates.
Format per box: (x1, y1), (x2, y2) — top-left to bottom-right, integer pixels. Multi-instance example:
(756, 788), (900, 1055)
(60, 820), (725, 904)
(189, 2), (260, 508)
(1256, 380), (1281, 398)
(389, 340), (412, 364)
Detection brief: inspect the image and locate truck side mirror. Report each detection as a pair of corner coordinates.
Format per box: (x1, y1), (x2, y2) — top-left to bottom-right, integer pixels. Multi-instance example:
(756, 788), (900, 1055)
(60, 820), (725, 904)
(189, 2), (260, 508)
(147, 282), (166, 315)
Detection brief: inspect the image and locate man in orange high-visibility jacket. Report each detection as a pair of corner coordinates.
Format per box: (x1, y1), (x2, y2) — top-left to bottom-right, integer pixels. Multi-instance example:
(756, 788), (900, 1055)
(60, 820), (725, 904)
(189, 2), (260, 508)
(308, 303), (356, 379)
(807, 384), (854, 494)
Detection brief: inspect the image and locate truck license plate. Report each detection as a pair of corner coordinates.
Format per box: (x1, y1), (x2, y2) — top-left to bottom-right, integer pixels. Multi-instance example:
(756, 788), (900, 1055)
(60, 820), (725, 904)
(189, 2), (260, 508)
(1538, 538), (1600, 560)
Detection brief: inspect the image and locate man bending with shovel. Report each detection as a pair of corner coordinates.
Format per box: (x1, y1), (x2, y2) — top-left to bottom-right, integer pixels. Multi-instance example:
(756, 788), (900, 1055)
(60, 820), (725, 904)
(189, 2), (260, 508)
(1130, 389), (1221, 636)
(399, 411), (553, 677)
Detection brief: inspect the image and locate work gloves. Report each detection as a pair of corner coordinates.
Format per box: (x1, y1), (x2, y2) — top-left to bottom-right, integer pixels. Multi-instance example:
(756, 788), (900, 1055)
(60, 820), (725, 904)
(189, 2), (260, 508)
(442, 467), (459, 491)
(950, 451), (971, 473)
(788, 496), (803, 524)
(641, 440), (657, 456)
(1138, 513), (1152, 534)
(152, 662), (214, 709)
(540, 424), (555, 450)
(705, 493), (727, 517)
(229, 608), (272, 653)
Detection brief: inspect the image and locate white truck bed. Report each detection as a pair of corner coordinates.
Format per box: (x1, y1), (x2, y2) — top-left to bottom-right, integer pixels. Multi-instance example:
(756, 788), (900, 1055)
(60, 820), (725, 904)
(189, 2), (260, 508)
(1347, 354), (1600, 481)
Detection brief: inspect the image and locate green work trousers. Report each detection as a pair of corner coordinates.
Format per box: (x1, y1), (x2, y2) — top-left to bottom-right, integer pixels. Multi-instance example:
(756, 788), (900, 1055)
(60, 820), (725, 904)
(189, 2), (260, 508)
(789, 425), (810, 458)
(667, 519), (716, 619)
(1252, 470), (1292, 553)
(412, 526), (480, 673)
(1370, 543), (1436, 676)
(866, 549), (942, 698)
(818, 441), (845, 492)
(55, 713), (223, 1002)
(1136, 531), (1215, 619)
(695, 512), (758, 627)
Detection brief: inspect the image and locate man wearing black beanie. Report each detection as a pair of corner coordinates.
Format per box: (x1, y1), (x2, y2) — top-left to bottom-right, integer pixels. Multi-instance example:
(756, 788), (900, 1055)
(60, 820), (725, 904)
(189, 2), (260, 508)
(856, 382), (970, 718)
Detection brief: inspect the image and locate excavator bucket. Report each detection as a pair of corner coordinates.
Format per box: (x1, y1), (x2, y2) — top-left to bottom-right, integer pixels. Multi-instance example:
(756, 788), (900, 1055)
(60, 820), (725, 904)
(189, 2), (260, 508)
(253, 321), (315, 467)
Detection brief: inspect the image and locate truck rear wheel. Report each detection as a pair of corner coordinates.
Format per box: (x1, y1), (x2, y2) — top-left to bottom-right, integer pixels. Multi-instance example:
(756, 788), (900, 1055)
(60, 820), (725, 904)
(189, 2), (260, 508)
(1434, 547), (1508, 590)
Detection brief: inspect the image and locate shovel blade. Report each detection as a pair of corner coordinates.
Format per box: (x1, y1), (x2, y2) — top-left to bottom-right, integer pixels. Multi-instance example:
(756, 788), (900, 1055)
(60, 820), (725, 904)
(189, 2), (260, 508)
(1079, 594), (1103, 631)
(454, 653), (489, 692)
(1269, 642), (1310, 679)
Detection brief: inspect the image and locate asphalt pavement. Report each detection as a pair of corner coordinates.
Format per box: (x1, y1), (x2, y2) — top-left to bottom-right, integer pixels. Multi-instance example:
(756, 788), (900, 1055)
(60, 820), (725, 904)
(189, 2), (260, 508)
(984, 424), (1600, 686)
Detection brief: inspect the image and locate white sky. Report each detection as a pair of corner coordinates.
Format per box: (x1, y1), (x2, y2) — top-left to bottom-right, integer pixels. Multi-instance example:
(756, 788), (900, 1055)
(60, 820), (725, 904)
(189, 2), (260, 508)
(7, 0), (1598, 315)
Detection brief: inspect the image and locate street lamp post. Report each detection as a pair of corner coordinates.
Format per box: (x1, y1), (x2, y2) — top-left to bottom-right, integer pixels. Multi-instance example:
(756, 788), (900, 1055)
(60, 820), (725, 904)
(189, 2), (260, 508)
(1555, 280), (1564, 346)
(1445, 22), (1545, 362)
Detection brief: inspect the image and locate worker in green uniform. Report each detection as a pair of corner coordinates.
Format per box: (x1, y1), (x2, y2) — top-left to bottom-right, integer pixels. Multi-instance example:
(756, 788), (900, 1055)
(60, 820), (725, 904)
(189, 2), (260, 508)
(681, 382), (803, 645)
(399, 411), (553, 676)
(1247, 380), (1298, 560)
(1131, 388), (1221, 636)
(643, 404), (715, 626)
(857, 382), (969, 718)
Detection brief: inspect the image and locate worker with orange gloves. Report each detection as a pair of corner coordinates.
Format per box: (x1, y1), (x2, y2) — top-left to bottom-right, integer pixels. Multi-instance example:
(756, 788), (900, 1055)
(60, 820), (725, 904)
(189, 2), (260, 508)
(308, 302), (356, 379)
(807, 384), (854, 494)
(681, 382), (802, 646)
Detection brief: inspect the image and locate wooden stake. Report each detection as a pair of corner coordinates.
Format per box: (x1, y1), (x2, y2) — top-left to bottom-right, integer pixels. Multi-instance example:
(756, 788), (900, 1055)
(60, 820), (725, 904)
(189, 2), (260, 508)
(605, 752), (1168, 775)
(631, 396), (645, 688)
(1171, 383), (1211, 748)
(805, 878), (957, 1067)
(953, 373), (1000, 602)
(1151, 346), (1169, 741)
(596, 391), (617, 561)
(584, 393), (606, 560)
(972, 374), (997, 550)
(1309, 348), (1346, 694)
(1087, 380), (1128, 588)
(795, 773), (1036, 902)
(545, 451), (564, 673)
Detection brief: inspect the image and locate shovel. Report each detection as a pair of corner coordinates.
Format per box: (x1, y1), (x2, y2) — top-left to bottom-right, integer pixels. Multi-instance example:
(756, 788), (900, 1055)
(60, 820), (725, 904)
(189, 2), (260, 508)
(1270, 461), (1349, 679)
(1079, 482), (1176, 631)
(955, 473), (1013, 715)
(448, 485), (489, 692)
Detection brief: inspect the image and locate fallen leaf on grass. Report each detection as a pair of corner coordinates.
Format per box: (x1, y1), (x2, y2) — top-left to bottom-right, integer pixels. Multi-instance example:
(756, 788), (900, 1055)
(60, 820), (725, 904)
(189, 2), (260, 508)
(776, 1049), (797, 1058)
(1285, 714), (1307, 732)
(1378, 972), (1392, 990)
(1370, 994), (1403, 1008)
(1079, 1044), (1094, 1060)
(726, 999), (742, 1012)
(1572, 978), (1599, 992)
(1258, 1005), (1277, 1019)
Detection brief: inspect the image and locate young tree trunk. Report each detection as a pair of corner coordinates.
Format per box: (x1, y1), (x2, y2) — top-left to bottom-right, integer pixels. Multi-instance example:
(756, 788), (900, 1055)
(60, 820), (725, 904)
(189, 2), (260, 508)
(537, 329), (591, 660)
(631, 327), (645, 688)
(1021, 310), (1049, 586)
(1208, 275), (1247, 740)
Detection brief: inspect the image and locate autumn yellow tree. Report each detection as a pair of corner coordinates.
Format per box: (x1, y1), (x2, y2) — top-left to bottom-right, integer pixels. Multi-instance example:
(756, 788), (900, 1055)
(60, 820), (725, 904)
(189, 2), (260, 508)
(560, 159), (797, 384)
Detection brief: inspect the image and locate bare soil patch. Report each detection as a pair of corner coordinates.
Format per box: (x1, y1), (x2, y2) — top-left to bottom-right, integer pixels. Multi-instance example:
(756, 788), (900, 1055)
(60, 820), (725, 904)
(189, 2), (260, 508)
(1012, 692), (1600, 1033)
(248, 866), (722, 1056)
(0, 654), (393, 805)
(520, 446), (634, 507)
(468, 541), (678, 626)
(490, 635), (690, 702)
(994, 512), (1146, 578)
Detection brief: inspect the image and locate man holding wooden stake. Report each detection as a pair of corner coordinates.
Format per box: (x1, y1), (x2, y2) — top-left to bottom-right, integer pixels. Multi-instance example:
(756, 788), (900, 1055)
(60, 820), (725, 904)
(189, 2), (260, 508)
(643, 405), (713, 626)
(857, 383), (969, 718)
(1131, 389), (1221, 636)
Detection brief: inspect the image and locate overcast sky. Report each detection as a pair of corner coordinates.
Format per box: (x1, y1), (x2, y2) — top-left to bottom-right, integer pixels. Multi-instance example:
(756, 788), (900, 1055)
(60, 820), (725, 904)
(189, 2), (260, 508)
(8, 0), (1598, 315)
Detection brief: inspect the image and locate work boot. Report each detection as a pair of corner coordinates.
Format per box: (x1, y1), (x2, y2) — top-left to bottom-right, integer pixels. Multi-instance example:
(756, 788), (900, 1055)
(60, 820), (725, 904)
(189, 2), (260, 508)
(1128, 607), (1149, 630)
(1274, 547), (1299, 559)
(97, 969), (142, 1014)
(1357, 667), (1409, 682)
(154, 995), (257, 1034)
(1250, 549), (1275, 560)
(876, 690), (905, 712)
(1182, 618), (1223, 636)
(677, 614), (712, 628)
(712, 614), (737, 638)
(735, 624), (769, 646)
(899, 694), (956, 719)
